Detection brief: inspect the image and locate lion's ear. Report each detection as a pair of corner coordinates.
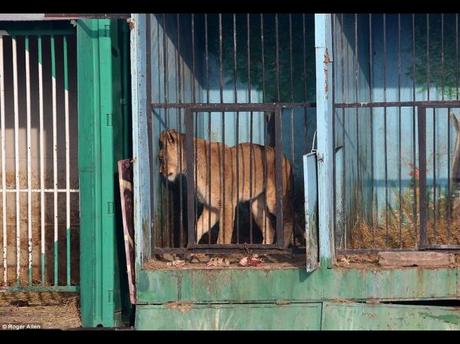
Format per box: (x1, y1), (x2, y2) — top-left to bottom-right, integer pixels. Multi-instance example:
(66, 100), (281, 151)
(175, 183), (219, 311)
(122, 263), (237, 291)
(451, 112), (460, 133)
(167, 130), (176, 144)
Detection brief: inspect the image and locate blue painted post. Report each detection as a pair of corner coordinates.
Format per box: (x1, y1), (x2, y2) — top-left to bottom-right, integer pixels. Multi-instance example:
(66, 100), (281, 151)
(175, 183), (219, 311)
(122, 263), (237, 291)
(315, 14), (335, 266)
(130, 14), (151, 272)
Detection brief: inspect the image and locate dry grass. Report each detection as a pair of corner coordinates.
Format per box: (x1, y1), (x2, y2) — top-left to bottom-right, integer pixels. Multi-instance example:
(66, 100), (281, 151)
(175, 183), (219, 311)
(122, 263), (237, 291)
(349, 186), (460, 249)
(0, 292), (80, 329)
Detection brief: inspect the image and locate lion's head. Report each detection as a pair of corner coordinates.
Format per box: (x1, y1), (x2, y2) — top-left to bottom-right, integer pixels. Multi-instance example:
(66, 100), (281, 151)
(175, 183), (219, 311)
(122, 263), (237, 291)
(159, 129), (186, 182)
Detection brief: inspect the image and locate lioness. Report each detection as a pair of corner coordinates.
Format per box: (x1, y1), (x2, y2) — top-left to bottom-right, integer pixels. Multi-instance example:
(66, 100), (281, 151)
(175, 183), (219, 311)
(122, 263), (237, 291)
(159, 129), (294, 247)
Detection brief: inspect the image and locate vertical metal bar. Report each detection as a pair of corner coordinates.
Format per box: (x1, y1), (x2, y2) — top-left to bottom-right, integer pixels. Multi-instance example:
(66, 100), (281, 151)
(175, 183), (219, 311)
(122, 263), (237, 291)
(369, 14), (375, 248)
(63, 36), (71, 285)
(418, 107), (427, 247)
(12, 36), (21, 283)
(398, 14), (402, 247)
(219, 14), (226, 243)
(261, 14), (268, 239)
(441, 14), (444, 100)
(331, 14), (337, 251)
(51, 35), (58, 285)
(191, 14), (198, 247)
(205, 14), (211, 245)
(302, 14), (308, 152)
(275, 14), (280, 101)
(146, 15), (155, 250)
(176, 14), (184, 247)
(383, 15), (389, 246)
(354, 14), (360, 229)
(191, 14), (196, 104)
(247, 14), (254, 244)
(433, 107), (437, 239)
(25, 36), (32, 285)
(447, 107), (451, 241)
(38, 36), (45, 284)
(162, 14), (172, 247)
(427, 14), (430, 100)
(412, 14), (418, 241)
(456, 14), (459, 100)
(233, 14), (239, 244)
(340, 14), (346, 248)
(274, 106), (284, 248)
(289, 14), (296, 247)
(185, 109), (195, 247)
(0, 35), (6, 286)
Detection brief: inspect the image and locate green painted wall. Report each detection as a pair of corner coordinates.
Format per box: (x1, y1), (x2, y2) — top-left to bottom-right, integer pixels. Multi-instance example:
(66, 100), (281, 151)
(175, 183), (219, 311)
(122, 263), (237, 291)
(77, 18), (131, 328)
(135, 301), (460, 330)
(322, 302), (460, 330)
(136, 267), (459, 304)
(136, 303), (323, 330)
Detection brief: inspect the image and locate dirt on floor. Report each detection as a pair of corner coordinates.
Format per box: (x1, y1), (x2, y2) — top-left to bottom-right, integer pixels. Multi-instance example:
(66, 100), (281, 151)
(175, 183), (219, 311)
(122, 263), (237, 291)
(145, 252), (306, 270)
(0, 292), (81, 330)
(335, 252), (460, 269)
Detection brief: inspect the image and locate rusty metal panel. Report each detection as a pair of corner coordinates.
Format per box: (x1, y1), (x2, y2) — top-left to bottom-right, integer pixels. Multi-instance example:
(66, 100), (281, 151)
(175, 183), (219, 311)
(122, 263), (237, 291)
(304, 152), (319, 271)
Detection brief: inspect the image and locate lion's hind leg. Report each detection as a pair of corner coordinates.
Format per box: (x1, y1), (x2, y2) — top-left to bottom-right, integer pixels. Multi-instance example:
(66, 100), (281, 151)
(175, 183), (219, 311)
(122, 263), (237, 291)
(250, 195), (275, 245)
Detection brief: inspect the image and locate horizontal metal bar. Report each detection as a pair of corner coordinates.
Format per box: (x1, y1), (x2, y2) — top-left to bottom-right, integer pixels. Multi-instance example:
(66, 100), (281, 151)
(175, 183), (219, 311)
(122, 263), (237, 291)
(152, 102), (316, 111)
(188, 243), (284, 250)
(152, 247), (296, 255)
(1, 285), (79, 292)
(419, 245), (460, 250)
(0, 30), (74, 37)
(0, 189), (79, 193)
(336, 248), (420, 255)
(335, 100), (460, 109)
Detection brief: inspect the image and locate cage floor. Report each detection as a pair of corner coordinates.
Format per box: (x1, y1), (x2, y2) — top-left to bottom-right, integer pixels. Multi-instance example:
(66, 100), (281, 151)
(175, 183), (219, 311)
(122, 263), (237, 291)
(335, 252), (460, 269)
(145, 252), (306, 270)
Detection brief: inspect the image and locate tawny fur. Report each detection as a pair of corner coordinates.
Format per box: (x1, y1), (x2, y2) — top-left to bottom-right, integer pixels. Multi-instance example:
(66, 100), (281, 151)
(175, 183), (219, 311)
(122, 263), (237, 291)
(159, 129), (294, 247)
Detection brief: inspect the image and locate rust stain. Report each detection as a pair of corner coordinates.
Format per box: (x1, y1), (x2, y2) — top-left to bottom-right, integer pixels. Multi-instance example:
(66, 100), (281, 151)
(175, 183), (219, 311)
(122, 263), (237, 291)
(323, 48), (331, 97)
(165, 301), (193, 314)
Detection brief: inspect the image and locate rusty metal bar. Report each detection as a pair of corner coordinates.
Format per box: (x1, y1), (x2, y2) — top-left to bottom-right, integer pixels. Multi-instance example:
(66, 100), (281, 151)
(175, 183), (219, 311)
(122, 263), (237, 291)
(411, 14), (418, 242)
(447, 107), (451, 242)
(233, 14), (240, 244)
(152, 102), (316, 110)
(219, 14), (227, 244)
(302, 14), (308, 152)
(247, 14), (254, 245)
(369, 13), (376, 248)
(205, 14), (212, 246)
(441, 14), (445, 100)
(383, 14), (389, 247)
(418, 106), (428, 248)
(427, 14), (430, 100)
(185, 109), (195, 247)
(334, 100), (460, 108)
(274, 106), (284, 248)
(433, 107), (437, 240)
(341, 14), (347, 249)
(162, 14), (173, 248)
(398, 14), (402, 248)
(457, 14), (459, 100)
(146, 15), (156, 248)
(261, 14), (268, 240)
(176, 14), (184, 248)
(0, 34), (6, 286)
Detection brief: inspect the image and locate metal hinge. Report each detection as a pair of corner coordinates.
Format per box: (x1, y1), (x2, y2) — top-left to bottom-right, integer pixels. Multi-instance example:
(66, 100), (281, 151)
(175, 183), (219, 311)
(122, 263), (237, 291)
(106, 113), (112, 126)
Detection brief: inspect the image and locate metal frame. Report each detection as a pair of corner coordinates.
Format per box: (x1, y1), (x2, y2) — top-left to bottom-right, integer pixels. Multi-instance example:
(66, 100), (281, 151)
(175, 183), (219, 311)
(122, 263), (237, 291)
(0, 26), (78, 291)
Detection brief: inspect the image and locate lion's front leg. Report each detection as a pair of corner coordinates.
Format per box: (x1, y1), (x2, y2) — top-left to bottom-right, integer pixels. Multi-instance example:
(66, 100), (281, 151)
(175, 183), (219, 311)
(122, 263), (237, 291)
(195, 205), (219, 244)
(217, 203), (235, 245)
